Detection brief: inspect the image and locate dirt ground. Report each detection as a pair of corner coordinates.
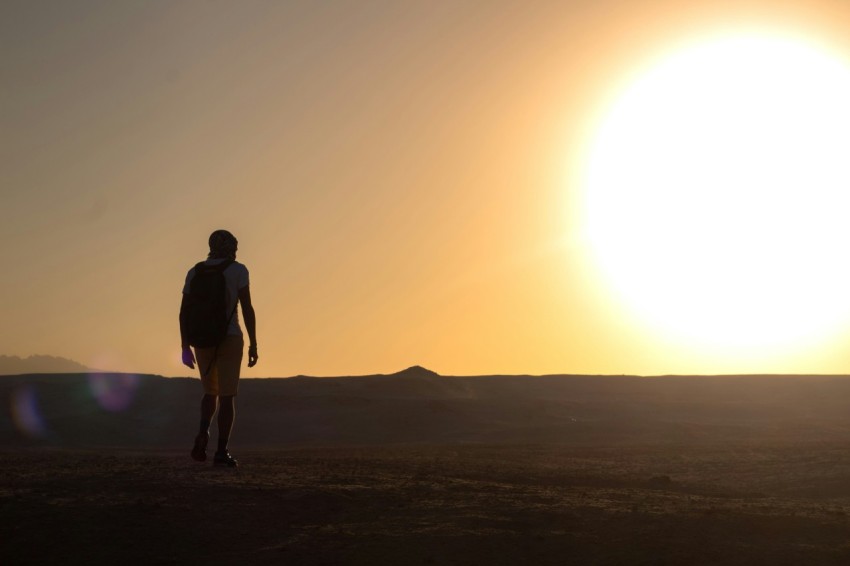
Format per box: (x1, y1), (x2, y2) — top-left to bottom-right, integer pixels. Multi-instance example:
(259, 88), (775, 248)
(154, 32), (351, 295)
(4, 443), (850, 565)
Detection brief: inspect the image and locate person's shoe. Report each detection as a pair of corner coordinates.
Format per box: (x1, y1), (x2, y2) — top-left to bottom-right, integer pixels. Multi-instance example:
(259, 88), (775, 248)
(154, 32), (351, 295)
(191, 432), (209, 462)
(213, 450), (238, 468)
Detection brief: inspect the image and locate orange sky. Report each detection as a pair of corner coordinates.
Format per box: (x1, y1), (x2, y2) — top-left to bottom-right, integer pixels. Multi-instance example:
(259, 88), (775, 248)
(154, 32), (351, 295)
(4, 0), (850, 377)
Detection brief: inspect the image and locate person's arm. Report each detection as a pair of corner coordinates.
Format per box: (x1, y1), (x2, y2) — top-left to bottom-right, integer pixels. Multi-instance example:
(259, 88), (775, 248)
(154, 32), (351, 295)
(179, 294), (196, 369)
(238, 285), (258, 367)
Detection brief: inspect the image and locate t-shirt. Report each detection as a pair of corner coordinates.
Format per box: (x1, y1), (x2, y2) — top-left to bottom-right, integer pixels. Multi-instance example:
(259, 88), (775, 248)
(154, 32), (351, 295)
(183, 259), (250, 336)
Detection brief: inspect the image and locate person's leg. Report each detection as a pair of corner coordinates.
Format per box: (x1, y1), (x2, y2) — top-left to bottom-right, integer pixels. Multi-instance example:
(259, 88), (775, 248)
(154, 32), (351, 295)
(192, 394), (218, 461)
(192, 344), (220, 462)
(212, 335), (242, 467)
(217, 395), (235, 453)
(200, 394), (218, 434)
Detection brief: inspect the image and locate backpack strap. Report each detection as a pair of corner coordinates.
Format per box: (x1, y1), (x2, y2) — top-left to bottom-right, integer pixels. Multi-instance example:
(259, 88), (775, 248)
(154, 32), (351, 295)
(195, 259), (234, 274)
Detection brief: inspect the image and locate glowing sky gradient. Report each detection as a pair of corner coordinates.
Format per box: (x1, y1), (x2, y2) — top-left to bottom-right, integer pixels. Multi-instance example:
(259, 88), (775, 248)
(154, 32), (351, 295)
(4, 0), (850, 377)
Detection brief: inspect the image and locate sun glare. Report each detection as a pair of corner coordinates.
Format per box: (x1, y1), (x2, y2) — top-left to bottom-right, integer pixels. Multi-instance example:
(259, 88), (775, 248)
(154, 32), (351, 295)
(582, 32), (850, 355)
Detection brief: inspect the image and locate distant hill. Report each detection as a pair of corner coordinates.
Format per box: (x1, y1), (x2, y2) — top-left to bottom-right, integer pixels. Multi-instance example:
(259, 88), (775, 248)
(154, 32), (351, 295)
(0, 355), (93, 375)
(389, 365), (441, 378)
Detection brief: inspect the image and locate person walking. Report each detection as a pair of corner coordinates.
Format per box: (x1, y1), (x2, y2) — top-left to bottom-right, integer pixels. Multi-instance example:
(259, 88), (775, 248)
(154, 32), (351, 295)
(180, 229), (258, 467)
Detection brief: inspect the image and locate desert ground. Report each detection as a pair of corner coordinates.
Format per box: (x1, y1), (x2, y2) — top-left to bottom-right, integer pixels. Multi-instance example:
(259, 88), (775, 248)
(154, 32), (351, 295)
(4, 369), (850, 564)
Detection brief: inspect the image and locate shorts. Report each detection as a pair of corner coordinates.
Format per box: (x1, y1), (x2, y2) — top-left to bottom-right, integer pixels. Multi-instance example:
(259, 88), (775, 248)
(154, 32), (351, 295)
(194, 334), (244, 396)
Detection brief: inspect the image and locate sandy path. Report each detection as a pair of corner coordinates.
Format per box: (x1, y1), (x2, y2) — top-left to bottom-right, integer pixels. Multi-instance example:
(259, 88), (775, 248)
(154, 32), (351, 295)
(3, 444), (850, 565)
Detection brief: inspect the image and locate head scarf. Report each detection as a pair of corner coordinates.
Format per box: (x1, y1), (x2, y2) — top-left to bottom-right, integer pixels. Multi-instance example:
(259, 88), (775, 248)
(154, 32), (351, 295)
(208, 229), (238, 260)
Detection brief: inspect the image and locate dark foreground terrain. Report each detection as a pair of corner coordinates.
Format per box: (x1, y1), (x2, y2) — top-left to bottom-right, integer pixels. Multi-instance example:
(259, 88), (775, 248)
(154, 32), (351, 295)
(5, 370), (850, 564)
(4, 443), (850, 565)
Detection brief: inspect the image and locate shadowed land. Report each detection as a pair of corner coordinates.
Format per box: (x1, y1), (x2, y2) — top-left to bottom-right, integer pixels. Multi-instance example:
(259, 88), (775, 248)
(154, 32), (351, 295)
(5, 369), (850, 564)
(5, 445), (850, 565)
(5, 367), (850, 446)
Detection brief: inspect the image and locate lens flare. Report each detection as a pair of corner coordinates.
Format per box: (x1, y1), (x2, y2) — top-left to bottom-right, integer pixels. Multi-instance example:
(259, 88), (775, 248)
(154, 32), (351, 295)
(87, 373), (140, 412)
(11, 385), (48, 438)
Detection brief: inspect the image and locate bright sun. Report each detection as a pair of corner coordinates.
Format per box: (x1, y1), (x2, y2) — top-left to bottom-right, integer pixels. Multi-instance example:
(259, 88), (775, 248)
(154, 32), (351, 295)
(583, 32), (850, 355)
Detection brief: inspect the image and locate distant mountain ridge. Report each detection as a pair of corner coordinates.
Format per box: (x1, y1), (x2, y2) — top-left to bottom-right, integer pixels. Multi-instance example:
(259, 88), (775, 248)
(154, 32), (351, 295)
(0, 355), (93, 375)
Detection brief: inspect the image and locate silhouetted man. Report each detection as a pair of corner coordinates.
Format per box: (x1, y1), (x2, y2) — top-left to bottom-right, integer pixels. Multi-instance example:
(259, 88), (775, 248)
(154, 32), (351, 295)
(180, 229), (258, 467)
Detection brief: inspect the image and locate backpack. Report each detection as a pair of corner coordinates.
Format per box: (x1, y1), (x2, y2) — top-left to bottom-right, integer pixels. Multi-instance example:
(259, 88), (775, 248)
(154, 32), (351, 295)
(184, 260), (237, 348)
